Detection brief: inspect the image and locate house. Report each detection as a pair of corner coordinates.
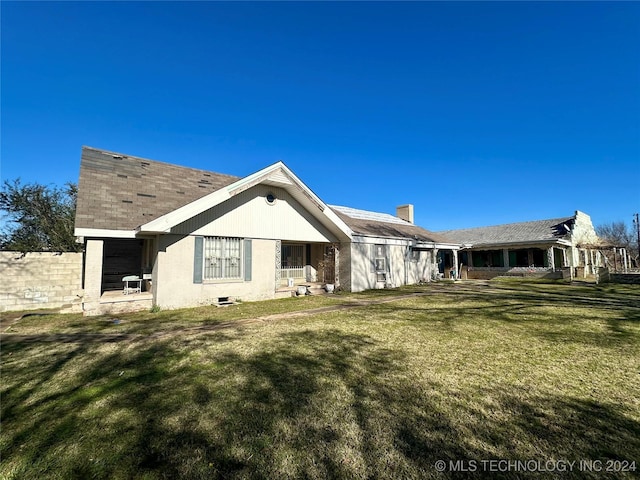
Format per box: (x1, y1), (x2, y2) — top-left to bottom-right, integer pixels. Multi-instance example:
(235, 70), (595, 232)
(74, 147), (458, 315)
(437, 211), (605, 280)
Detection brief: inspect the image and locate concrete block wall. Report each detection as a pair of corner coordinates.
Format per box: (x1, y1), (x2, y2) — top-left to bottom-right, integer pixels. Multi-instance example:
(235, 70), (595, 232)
(0, 252), (83, 313)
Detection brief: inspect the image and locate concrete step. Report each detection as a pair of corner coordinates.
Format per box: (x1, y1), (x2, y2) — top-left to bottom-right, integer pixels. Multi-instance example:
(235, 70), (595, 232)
(275, 283), (328, 297)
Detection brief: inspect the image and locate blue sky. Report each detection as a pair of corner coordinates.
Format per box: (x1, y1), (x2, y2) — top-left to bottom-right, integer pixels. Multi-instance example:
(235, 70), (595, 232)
(2, 1), (638, 231)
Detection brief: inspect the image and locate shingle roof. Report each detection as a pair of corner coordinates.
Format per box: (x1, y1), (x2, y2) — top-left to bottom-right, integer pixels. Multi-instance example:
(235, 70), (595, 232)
(330, 205), (455, 244)
(75, 146), (457, 245)
(438, 216), (575, 247)
(75, 146), (239, 231)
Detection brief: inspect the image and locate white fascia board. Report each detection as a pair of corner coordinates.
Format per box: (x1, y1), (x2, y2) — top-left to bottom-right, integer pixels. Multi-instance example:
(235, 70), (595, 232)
(74, 228), (137, 239)
(351, 235), (414, 246)
(461, 238), (573, 250)
(321, 208), (353, 241)
(422, 242), (462, 250)
(227, 161), (288, 194)
(351, 235), (460, 249)
(272, 164), (353, 240)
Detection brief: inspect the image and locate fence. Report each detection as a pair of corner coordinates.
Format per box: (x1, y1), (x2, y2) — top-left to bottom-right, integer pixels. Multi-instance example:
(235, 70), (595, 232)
(0, 251), (83, 313)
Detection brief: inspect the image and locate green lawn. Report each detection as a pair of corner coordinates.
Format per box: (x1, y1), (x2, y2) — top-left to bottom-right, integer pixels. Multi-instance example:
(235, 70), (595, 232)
(2, 281), (639, 479)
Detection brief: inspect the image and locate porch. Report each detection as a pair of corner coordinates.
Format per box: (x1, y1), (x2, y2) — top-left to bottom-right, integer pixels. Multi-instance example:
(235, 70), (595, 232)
(277, 241), (338, 288)
(457, 245), (570, 279)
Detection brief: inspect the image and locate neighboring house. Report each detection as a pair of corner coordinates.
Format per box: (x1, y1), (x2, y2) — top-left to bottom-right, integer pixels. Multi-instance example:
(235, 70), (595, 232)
(74, 147), (458, 315)
(437, 211), (605, 280)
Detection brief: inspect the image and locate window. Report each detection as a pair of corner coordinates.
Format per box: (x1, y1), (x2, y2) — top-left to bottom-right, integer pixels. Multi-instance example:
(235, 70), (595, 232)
(204, 237), (242, 280)
(373, 244), (386, 272)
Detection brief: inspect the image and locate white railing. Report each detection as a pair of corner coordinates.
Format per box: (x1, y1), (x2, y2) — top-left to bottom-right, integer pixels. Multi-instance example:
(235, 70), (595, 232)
(282, 267), (305, 282)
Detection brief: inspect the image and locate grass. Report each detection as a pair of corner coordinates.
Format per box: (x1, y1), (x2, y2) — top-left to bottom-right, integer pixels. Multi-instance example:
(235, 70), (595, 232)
(1, 280), (639, 479)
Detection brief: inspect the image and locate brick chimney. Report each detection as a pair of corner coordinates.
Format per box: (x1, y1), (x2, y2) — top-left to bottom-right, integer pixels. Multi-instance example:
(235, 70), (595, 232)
(396, 204), (414, 224)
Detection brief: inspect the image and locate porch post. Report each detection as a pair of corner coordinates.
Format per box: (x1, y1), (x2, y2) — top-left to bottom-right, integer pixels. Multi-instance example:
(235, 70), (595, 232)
(547, 247), (555, 272)
(433, 248), (439, 280)
(468, 250), (473, 268)
(333, 243), (340, 286)
(569, 247), (575, 281)
(453, 249), (459, 279)
(83, 239), (104, 316)
(503, 249), (509, 269)
(274, 240), (282, 290)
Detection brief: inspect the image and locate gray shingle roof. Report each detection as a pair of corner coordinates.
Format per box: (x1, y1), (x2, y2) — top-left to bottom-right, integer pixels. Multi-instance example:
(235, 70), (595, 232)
(75, 146), (457, 245)
(330, 205), (455, 243)
(438, 216), (575, 247)
(75, 146), (239, 231)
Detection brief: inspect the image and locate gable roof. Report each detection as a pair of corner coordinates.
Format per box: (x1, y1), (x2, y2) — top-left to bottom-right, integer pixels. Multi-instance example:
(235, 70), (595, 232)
(330, 205), (456, 245)
(438, 216), (575, 248)
(75, 146), (239, 231)
(138, 160), (351, 239)
(75, 146), (352, 240)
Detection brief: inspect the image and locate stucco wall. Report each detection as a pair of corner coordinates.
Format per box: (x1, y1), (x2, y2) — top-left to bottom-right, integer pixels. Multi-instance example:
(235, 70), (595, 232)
(171, 185), (339, 243)
(0, 252), (83, 313)
(154, 235), (276, 309)
(348, 241), (433, 292)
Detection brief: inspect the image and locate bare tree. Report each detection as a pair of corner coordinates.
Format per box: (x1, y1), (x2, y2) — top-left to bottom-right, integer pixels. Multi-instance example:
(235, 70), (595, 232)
(596, 220), (639, 268)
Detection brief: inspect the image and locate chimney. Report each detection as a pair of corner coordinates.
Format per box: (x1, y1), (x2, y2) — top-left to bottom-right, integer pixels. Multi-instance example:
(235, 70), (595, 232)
(396, 204), (414, 224)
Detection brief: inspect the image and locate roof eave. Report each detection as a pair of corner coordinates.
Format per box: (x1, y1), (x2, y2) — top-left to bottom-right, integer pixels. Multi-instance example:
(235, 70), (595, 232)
(460, 238), (572, 249)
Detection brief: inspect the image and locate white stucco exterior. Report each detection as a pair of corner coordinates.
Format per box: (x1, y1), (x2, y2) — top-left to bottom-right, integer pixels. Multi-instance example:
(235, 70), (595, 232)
(154, 235), (277, 309)
(346, 238), (434, 292)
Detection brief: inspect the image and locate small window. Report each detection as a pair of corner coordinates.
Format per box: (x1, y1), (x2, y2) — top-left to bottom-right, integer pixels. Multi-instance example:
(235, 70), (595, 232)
(411, 249), (420, 262)
(373, 244), (387, 272)
(376, 272), (387, 283)
(265, 192), (277, 205)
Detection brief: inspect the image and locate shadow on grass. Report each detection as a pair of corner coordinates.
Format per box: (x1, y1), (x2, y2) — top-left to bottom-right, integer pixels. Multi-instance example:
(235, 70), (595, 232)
(360, 283), (640, 349)
(2, 326), (639, 479)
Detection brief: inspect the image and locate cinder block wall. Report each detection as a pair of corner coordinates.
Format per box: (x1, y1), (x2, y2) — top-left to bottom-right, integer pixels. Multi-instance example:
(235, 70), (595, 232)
(0, 252), (83, 313)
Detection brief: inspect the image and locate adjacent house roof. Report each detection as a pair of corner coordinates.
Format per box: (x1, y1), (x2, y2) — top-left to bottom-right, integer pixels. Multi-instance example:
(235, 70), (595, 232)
(330, 205), (456, 245)
(438, 216), (575, 248)
(75, 146), (239, 231)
